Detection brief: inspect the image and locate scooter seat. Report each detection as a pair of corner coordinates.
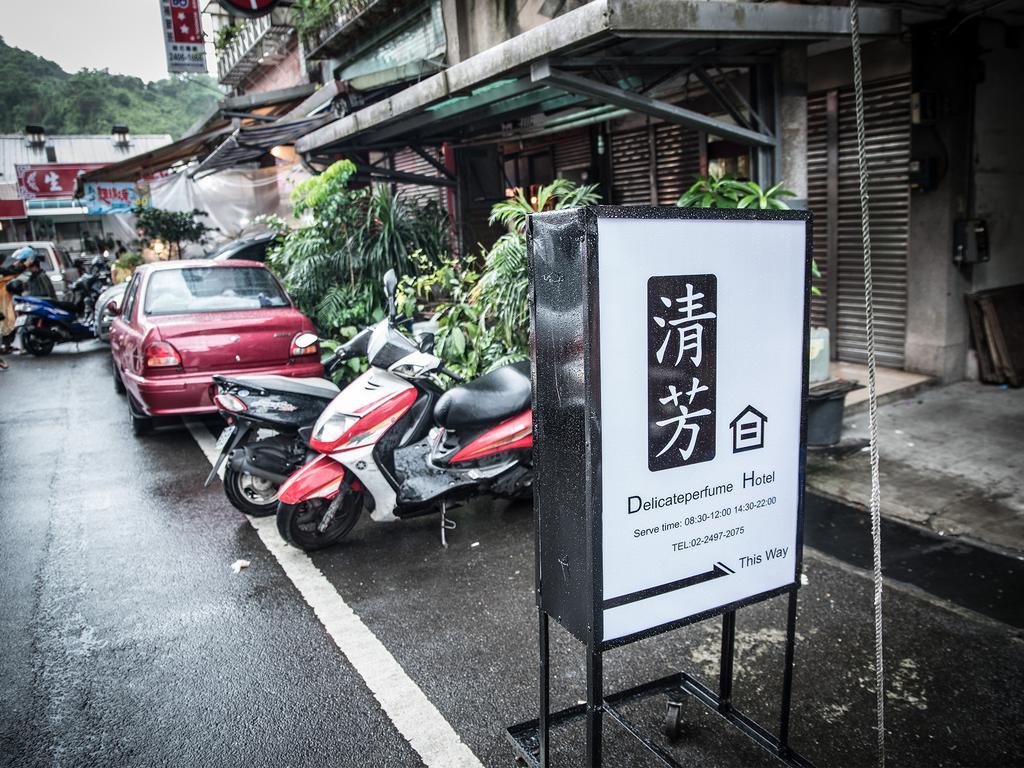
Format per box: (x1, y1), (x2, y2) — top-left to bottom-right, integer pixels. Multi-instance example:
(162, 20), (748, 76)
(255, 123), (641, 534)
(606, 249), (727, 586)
(434, 360), (531, 432)
(224, 374), (340, 401)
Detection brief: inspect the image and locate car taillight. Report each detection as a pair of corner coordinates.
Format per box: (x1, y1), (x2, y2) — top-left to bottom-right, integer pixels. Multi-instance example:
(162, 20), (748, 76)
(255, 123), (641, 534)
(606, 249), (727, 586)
(290, 333), (319, 357)
(144, 340), (182, 369)
(213, 392), (247, 412)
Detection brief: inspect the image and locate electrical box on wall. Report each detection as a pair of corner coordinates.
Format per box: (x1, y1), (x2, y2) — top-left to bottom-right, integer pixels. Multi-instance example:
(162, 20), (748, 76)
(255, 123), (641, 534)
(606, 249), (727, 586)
(911, 91), (938, 125)
(910, 157), (939, 192)
(954, 218), (990, 264)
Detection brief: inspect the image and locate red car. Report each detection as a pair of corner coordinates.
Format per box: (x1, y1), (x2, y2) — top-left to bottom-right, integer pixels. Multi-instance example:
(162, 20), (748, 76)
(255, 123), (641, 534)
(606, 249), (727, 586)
(109, 259), (322, 435)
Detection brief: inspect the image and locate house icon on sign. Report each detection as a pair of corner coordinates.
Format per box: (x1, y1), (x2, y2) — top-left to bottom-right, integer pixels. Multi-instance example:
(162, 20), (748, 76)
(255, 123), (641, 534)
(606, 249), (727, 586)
(730, 405), (767, 453)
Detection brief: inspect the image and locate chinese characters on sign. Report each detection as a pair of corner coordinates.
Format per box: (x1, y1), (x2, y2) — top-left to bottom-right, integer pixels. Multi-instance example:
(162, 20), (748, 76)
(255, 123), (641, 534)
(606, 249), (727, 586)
(15, 164), (106, 200)
(162, 0), (208, 74)
(81, 182), (140, 214)
(647, 274), (717, 472)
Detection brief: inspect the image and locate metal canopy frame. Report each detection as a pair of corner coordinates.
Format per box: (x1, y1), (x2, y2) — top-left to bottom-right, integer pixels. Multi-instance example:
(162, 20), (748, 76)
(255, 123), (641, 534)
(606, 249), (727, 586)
(295, 0), (898, 159)
(530, 60), (776, 148)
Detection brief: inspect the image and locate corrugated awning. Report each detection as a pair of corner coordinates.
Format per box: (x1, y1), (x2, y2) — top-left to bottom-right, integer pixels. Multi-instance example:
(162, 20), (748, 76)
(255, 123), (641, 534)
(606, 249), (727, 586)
(190, 113), (335, 177)
(76, 126), (234, 187)
(296, 0), (899, 155)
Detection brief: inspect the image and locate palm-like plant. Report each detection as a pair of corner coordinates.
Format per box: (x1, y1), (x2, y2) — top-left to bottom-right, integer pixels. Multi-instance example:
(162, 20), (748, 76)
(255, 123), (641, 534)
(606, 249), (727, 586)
(473, 180), (599, 352)
(266, 160), (448, 338)
(676, 173), (794, 210)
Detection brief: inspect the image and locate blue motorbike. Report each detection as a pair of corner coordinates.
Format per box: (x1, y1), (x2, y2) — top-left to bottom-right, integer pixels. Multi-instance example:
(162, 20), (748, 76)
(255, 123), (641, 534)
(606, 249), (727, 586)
(13, 295), (95, 356)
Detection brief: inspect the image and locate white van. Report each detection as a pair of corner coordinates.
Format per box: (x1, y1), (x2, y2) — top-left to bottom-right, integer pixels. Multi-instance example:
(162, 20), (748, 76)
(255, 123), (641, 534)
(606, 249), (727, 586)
(0, 241), (78, 300)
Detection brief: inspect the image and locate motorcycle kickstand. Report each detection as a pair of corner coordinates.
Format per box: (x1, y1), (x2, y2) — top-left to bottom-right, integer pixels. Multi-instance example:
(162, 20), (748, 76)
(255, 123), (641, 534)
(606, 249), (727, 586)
(440, 502), (456, 548)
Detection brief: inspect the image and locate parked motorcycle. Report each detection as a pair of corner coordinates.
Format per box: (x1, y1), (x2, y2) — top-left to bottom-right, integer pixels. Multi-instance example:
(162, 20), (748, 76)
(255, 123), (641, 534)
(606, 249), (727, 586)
(68, 255), (112, 320)
(275, 270), (533, 551)
(204, 331), (370, 516)
(10, 288), (94, 356)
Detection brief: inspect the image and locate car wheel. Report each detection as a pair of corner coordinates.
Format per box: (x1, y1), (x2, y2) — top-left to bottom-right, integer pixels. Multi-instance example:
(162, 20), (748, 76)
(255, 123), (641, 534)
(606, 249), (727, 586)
(112, 358), (126, 395)
(127, 395), (152, 437)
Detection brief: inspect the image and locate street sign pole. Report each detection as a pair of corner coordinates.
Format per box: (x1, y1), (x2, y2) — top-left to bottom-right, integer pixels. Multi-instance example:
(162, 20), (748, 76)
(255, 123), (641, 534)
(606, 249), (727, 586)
(508, 206), (817, 768)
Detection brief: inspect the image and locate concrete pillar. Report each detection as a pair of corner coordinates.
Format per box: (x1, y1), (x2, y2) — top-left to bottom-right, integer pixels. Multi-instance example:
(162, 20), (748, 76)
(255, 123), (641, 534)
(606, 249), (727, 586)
(779, 44), (808, 203)
(904, 22), (974, 382)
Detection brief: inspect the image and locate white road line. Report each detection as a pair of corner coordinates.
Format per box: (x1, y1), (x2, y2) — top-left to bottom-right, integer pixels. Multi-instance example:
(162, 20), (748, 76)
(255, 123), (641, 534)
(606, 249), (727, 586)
(185, 419), (482, 768)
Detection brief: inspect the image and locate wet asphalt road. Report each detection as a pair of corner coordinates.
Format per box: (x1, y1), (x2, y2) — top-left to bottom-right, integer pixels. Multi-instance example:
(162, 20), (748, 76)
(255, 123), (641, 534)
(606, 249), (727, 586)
(2, 344), (1023, 768)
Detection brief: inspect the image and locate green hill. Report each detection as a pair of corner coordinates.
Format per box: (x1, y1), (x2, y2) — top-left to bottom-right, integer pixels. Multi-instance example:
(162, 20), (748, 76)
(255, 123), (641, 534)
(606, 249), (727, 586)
(0, 36), (219, 139)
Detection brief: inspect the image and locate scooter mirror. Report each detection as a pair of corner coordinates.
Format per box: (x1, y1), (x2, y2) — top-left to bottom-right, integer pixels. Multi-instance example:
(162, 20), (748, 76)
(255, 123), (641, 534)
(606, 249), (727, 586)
(418, 332), (435, 354)
(383, 269), (398, 299)
(293, 332), (319, 349)
(106, 299), (121, 316)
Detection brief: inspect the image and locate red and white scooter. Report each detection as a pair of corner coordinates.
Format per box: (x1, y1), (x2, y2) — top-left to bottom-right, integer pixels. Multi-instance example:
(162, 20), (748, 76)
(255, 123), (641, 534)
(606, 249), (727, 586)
(276, 270), (533, 551)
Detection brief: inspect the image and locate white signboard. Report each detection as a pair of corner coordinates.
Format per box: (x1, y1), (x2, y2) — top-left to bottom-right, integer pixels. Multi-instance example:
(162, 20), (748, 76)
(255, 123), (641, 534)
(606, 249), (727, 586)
(597, 216), (807, 642)
(161, 0), (208, 74)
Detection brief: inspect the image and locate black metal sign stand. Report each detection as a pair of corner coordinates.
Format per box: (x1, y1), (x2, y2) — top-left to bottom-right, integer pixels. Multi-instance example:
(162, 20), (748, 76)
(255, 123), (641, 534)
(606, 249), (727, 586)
(515, 207), (817, 768)
(506, 587), (814, 767)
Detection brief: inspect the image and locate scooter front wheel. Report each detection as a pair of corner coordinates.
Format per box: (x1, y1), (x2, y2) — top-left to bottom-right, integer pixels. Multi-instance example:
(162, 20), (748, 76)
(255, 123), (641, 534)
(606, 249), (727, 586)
(277, 494), (362, 551)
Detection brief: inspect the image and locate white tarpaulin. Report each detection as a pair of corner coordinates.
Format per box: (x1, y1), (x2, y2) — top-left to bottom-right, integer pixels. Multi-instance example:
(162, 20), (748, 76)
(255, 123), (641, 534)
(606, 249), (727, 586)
(148, 162), (310, 251)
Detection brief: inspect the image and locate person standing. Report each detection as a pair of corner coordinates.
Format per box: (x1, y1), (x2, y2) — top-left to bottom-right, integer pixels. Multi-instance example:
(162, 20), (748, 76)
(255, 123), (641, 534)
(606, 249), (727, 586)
(18, 251), (57, 299)
(0, 249), (30, 368)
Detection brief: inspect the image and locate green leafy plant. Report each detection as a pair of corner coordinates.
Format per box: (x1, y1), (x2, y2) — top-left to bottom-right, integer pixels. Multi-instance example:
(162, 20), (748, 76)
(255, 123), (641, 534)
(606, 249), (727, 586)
(266, 159), (447, 340)
(677, 174), (819, 295)
(214, 23), (243, 53)
(114, 252), (143, 271)
(399, 179), (600, 379)
(291, 0), (364, 41)
(676, 173), (795, 210)
(132, 205), (211, 258)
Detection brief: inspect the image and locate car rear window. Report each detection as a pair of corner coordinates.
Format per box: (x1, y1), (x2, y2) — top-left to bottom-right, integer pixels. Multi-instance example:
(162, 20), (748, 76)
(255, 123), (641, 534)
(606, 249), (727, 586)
(145, 266), (290, 315)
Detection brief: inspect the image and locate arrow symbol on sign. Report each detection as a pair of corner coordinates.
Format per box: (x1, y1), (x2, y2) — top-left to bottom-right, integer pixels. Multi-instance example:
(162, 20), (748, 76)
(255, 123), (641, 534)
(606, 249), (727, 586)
(603, 562), (734, 610)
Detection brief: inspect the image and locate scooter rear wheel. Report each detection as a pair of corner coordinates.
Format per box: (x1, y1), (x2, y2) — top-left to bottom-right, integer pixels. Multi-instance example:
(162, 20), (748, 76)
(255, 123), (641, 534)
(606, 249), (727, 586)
(224, 466), (279, 517)
(22, 330), (54, 357)
(277, 494), (362, 551)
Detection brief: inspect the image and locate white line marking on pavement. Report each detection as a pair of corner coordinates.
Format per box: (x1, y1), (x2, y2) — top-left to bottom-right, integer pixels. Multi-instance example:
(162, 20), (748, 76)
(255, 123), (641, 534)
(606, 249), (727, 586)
(185, 419), (483, 768)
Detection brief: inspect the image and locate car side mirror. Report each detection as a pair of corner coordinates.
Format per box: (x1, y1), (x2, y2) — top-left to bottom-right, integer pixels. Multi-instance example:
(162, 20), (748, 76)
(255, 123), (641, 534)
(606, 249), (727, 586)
(106, 300), (120, 316)
(418, 332), (435, 354)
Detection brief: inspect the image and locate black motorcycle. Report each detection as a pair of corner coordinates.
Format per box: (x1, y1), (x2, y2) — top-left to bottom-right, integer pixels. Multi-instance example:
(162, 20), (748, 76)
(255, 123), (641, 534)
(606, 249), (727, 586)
(69, 256), (111, 320)
(204, 331), (370, 516)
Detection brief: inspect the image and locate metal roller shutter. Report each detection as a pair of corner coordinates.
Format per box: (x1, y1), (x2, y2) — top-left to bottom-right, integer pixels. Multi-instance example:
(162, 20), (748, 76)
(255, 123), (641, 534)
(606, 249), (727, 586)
(806, 92), (830, 331)
(610, 123), (701, 205)
(554, 131), (592, 177)
(391, 146), (447, 209)
(610, 127), (651, 205)
(808, 76), (910, 367)
(654, 124), (700, 205)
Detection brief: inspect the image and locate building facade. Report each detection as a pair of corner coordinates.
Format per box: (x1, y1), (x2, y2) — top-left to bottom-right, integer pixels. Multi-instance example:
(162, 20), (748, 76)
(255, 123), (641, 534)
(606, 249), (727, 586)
(204, 0), (1024, 383)
(0, 131), (171, 251)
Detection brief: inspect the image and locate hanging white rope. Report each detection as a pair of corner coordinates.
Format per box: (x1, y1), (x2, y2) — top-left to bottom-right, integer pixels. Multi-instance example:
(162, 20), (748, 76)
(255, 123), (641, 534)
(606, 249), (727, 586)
(848, 1), (886, 765)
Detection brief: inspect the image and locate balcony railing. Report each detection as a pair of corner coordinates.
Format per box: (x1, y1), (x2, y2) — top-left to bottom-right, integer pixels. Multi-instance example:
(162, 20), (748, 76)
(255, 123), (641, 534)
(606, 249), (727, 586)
(302, 0), (386, 59)
(217, 8), (295, 87)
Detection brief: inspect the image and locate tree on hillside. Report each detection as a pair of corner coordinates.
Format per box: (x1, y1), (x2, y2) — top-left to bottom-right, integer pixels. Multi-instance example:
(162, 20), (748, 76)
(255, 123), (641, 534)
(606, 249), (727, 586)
(0, 35), (218, 138)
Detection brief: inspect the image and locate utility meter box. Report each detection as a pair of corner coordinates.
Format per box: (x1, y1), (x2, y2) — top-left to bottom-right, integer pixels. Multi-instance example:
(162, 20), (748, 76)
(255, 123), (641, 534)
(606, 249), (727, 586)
(529, 207), (812, 649)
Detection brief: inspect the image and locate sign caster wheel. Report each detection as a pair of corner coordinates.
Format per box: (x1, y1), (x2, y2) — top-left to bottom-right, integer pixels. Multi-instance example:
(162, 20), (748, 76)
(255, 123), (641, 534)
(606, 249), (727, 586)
(664, 699), (687, 742)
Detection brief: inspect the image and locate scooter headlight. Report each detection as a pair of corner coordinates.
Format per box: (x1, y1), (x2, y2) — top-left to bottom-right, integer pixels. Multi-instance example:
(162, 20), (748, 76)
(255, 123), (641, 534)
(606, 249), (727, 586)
(313, 412), (359, 445)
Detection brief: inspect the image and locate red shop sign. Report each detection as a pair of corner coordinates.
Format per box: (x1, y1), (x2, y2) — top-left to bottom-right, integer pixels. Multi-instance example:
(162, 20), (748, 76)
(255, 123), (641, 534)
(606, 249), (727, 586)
(217, 0), (283, 18)
(15, 164), (106, 201)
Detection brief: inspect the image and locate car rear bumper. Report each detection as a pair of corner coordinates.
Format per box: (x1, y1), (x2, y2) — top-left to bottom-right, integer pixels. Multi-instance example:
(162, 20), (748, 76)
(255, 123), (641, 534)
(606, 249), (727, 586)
(127, 360), (325, 416)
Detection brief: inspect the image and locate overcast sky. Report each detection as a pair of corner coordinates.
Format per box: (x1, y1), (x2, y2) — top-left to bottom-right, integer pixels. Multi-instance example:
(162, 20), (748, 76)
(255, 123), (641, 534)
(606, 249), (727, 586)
(2, 0), (203, 82)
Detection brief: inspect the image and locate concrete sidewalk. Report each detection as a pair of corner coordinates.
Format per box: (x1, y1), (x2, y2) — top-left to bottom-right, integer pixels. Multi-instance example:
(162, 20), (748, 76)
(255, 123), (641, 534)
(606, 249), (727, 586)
(807, 381), (1024, 556)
